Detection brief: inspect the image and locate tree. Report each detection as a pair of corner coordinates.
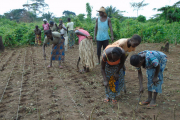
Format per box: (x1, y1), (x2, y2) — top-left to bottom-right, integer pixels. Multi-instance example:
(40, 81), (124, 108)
(130, 0), (149, 17)
(23, 0), (48, 16)
(105, 5), (124, 19)
(63, 10), (76, 17)
(42, 11), (54, 20)
(86, 3), (92, 19)
(77, 14), (85, 21)
(4, 9), (36, 22)
(157, 5), (180, 23)
(137, 15), (146, 22)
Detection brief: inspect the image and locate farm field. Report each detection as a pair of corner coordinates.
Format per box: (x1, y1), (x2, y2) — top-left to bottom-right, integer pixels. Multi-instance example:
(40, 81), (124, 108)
(0, 43), (180, 120)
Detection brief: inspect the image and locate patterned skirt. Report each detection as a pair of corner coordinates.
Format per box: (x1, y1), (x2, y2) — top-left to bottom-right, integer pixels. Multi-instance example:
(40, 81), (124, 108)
(68, 30), (75, 47)
(79, 38), (96, 69)
(35, 35), (42, 45)
(105, 63), (124, 99)
(146, 56), (167, 93)
(51, 37), (65, 61)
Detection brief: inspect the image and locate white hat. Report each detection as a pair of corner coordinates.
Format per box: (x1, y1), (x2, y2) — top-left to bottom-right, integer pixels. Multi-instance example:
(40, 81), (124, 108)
(43, 19), (47, 22)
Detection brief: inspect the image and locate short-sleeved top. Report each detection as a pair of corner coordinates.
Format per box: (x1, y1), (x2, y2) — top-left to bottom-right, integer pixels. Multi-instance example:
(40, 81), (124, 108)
(136, 50), (167, 70)
(34, 29), (41, 35)
(43, 32), (61, 45)
(112, 38), (136, 53)
(96, 17), (110, 41)
(50, 23), (57, 31)
(67, 22), (74, 31)
(76, 29), (90, 44)
(60, 27), (67, 37)
(42, 23), (49, 31)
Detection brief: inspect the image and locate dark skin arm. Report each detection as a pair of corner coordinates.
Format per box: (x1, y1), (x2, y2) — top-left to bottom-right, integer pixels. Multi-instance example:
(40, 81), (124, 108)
(113, 50), (126, 80)
(138, 68), (144, 94)
(75, 30), (92, 39)
(108, 18), (114, 42)
(42, 43), (47, 59)
(152, 64), (160, 86)
(94, 18), (98, 42)
(101, 59), (108, 87)
(101, 49), (126, 86)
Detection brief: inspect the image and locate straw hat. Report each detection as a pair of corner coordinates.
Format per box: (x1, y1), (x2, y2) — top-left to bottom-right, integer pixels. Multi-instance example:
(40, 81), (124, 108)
(97, 7), (107, 16)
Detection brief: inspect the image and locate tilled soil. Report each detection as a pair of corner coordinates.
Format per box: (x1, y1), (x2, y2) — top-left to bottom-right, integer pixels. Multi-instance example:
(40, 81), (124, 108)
(0, 43), (180, 120)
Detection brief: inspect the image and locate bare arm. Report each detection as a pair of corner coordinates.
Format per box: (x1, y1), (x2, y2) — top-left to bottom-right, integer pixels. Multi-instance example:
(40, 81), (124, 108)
(108, 18), (114, 42)
(94, 18), (98, 42)
(101, 56), (108, 86)
(42, 43), (46, 59)
(138, 68), (144, 94)
(152, 64), (160, 85)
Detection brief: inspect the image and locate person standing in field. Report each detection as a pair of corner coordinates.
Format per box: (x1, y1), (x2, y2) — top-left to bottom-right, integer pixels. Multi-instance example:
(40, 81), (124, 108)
(34, 25), (42, 46)
(43, 30), (65, 68)
(67, 18), (75, 49)
(42, 19), (50, 46)
(49, 21), (58, 32)
(42, 19), (50, 31)
(75, 27), (96, 73)
(59, 19), (68, 51)
(94, 6), (114, 65)
(112, 34), (142, 93)
(101, 44), (126, 104)
(130, 50), (167, 108)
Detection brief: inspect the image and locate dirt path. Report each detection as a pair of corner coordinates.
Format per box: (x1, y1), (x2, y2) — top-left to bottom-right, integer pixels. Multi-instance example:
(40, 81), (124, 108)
(0, 43), (180, 120)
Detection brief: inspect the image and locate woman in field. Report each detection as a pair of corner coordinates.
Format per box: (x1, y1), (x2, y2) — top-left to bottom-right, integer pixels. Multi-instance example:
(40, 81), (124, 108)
(130, 50), (167, 108)
(59, 19), (68, 52)
(49, 21), (58, 32)
(75, 27), (96, 73)
(67, 18), (75, 48)
(43, 30), (65, 68)
(112, 34), (142, 93)
(101, 45), (126, 104)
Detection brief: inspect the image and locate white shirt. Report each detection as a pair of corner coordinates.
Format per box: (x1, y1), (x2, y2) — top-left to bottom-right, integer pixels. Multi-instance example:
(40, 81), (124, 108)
(60, 28), (67, 37)
(67, 22), (74, 31)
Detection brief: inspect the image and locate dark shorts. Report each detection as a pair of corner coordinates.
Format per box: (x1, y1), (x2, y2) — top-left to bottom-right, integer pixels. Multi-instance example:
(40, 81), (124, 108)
(97, 40), (109, 56)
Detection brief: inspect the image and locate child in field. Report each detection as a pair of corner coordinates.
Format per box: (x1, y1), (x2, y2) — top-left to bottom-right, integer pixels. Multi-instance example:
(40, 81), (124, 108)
(112, 34), (142, 93)
(130, 50), (167, 108)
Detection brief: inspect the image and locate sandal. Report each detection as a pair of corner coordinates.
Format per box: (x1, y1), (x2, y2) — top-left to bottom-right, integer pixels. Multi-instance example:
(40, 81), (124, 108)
(146, 104), (157, 109)
(104, 98), (110, 103)
(112, 99), (117, 104)
(79, 69), (85, 74)
(139, 101), (150, 105)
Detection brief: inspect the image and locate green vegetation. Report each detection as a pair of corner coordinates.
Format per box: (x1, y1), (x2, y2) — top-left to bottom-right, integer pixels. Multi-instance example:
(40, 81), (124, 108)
(0, 1), (180, 47)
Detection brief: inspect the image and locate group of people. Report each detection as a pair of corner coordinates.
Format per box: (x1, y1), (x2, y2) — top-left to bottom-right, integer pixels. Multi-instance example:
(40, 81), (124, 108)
(36, 7), (167, 108)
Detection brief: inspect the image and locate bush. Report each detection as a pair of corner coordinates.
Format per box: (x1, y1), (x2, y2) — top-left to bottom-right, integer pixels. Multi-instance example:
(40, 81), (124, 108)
(137, 15), (146, 23)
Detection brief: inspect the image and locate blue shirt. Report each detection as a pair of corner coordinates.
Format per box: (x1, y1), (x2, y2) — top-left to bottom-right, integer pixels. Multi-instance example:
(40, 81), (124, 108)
(96, 17), (110, 41)
(136, 50), (167, 70)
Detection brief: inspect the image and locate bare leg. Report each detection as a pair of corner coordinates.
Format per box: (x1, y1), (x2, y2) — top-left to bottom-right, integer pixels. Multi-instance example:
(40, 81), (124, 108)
(140, 91), (152, 105)
(98, 55), (100, 64)
(48, 56), (52, 67)
(77, 57), (80, 71)
(149, 92), (158, 105)
(86, 67), (89, 72)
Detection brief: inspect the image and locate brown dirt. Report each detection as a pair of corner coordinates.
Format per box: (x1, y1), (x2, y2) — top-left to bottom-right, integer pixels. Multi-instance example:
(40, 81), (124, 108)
(0, 43), (180, 120)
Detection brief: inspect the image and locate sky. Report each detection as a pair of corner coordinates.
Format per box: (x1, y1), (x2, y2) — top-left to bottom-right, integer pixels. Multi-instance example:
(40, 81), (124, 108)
(0, 0), (179, 19)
